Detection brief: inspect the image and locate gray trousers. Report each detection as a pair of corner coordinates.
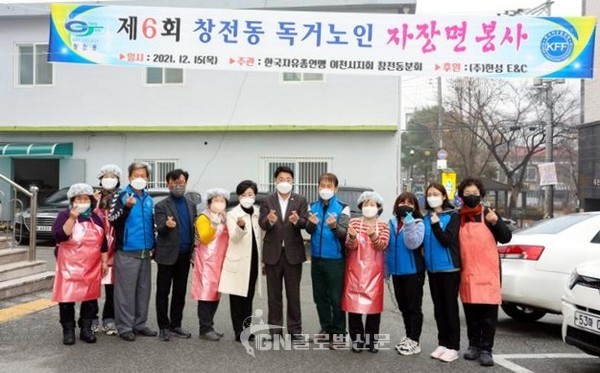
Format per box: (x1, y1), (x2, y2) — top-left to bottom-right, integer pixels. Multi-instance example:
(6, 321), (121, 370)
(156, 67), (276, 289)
(114, 250), (152, 334)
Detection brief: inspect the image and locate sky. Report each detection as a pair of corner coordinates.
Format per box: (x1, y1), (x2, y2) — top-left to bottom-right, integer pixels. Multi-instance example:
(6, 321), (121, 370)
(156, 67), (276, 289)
(403, 0), (584, 111)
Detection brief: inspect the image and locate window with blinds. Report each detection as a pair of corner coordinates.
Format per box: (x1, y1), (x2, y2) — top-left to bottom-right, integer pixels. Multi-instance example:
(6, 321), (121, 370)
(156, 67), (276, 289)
(259, 156), (332, 202)
(134, 158), (178, 188)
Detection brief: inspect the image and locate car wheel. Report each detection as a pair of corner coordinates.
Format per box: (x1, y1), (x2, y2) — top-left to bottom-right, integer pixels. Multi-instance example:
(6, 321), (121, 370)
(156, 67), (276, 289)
(501, 303), (546, 322)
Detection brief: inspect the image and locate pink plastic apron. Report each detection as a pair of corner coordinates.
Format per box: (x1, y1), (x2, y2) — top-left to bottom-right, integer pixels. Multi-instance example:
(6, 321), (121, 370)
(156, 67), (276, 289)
(191, 222), (229, 301)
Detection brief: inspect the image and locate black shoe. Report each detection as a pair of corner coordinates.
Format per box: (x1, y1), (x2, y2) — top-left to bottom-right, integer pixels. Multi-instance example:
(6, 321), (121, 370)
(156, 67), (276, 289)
(159, 329), (171, 342)
(169, 327), (191, 339)
(479, 351), (494, 367)
(79, 319), (97, 343)
(368, 343), (379, 353)
(119, 331), (136, 342)
(133, 327), (158, 337)
(62, 327), (76, 346)
(464, 346), (480, 360)
(290, 334), (307, 343)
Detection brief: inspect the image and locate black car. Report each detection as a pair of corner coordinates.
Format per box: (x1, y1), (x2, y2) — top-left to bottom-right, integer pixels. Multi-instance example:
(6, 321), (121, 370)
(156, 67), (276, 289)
(13, 187), (201, 244)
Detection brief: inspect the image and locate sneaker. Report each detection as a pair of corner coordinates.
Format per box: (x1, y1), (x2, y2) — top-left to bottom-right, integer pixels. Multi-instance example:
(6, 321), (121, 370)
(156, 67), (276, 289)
(103, 323), (117, 336)
(394, 336), (409, 352)
(398, 338), (421, 356)
(464, 346), (480, 360)
(438, 349), (459, 363)
(159, 329), (171, 342)
(430, 346), (447, 359)
(91, 319), (100, 334)
(199, 331), (221, 341)
(479, 350), (494, 367)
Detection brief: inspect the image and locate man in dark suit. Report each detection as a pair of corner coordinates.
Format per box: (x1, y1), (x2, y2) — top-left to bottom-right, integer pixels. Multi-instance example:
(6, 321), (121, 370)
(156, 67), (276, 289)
(259, 166), (308, 340)
(154, 169), (197, 341)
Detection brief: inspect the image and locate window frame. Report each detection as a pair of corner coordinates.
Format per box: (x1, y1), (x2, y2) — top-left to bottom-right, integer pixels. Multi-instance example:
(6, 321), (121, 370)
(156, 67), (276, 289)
(259, 156), (332, 202)
(144, 67), (185, 86)
(14, 42), (54, 87)
(133, 158), (179, 189)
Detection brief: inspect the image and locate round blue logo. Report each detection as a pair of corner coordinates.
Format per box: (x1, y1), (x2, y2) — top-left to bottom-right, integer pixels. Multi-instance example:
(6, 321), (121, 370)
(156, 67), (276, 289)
(540, 30), (574, 62)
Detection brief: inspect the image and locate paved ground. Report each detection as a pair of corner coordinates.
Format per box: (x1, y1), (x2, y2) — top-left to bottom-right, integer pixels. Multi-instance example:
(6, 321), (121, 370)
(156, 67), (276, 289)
(0, 244), (598, 373)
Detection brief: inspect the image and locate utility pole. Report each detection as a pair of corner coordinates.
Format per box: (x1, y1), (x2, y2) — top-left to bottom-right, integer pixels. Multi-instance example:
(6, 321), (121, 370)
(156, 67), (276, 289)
(437, 76), (443, 150)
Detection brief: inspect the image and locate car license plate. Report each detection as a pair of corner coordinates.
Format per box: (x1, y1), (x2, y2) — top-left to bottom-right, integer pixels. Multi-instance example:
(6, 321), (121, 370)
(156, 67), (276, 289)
(36, 226), (52, 232)
(574, 311), (600, 335)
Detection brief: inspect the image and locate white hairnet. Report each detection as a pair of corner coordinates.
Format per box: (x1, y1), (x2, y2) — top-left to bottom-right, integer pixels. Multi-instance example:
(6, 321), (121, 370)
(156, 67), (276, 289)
(204, 188), (230, 203)
(357, 191), (384, 207)
(67, 183), (94, 199)
(97, 164), (122, 179)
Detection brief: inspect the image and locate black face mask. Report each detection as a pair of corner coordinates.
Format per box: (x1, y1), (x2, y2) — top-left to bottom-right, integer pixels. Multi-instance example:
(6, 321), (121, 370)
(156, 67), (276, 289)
(462, 195), (481, 208)
(395, 206), (414, 218)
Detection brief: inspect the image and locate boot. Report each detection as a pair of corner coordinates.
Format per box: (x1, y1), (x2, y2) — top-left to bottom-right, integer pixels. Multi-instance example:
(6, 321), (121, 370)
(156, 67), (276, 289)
(79, 319), (97, 343)
(62, 322), (76, 345)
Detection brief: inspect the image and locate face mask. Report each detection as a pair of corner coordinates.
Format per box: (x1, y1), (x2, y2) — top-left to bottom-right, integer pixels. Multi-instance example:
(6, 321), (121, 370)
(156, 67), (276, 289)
(395, 206), (414, 218)
(101, 177), (118, 191)
(170, 185), (186, 198)
(427, 196), (443, 209)
(362, 206), (378, 218)
(462, 195), (481, 208)
(211, 201), (226, 213)
(276, 182), (293, 194)
(319, 188), (334, 201)
(130, 177), (147, 190)
(74, 203), (91, 214)
(239, 197), (255, 209)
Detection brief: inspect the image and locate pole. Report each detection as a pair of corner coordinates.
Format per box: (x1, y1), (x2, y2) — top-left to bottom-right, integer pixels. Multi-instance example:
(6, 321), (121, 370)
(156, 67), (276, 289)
(437, 76), (443, 149)
(544, 85), (554, 218)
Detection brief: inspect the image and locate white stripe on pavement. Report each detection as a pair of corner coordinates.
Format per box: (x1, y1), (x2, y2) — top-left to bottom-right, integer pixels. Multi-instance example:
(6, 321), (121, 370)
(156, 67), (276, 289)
(494, 353), (596, 373)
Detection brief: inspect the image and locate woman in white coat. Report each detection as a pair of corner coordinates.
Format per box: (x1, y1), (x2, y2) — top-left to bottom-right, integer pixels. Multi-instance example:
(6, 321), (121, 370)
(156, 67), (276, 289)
(219, 180), (264, 342)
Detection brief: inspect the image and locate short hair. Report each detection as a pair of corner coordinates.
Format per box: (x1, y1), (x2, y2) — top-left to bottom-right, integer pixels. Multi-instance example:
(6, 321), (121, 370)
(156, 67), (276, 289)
(165, 169), (189, 183)
(274, 166), (294, 179)
(128, 162), (151, 178)
(393, 192), (423, 219)
(318, 173), (339, 187)
(457, 177), (486, 198)
(236, 180), (258, 196)
(424, 182), (454, 210)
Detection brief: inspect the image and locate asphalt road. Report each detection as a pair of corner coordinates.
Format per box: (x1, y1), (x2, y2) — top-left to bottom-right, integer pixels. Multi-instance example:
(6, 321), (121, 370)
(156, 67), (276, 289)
(0, 243), (598, 373)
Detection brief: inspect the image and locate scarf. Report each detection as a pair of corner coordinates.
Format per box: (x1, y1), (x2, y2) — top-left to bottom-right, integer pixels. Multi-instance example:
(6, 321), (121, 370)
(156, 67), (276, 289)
(459, 204), (483, 226)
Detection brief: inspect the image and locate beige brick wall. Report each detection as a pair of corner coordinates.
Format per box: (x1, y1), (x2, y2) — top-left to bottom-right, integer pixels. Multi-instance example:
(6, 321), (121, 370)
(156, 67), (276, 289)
(584, 0), (600, 123)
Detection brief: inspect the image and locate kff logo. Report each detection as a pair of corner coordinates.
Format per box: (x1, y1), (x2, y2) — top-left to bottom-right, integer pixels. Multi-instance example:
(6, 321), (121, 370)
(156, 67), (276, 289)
(540, 30), (574, 63)
(65, 20), (104, 36)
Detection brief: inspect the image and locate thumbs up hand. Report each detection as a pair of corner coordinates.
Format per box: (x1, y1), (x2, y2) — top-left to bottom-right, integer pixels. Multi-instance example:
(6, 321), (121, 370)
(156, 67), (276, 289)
(166, 216), (176, 229)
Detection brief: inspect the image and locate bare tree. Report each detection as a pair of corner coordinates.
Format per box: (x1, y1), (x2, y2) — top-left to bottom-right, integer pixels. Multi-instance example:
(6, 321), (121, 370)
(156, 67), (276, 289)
(442, 77), (579, 216)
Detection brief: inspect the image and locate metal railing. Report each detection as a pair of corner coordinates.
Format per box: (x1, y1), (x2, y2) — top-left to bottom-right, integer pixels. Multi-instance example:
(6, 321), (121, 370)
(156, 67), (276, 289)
(0, 173), (38, 261)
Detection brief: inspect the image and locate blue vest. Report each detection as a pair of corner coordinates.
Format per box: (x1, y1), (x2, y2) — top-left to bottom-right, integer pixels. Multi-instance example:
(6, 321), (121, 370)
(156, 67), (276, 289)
(121, 186), (155, 251)
(386, 218), (423, 275)
(309, 196), (345, 259)
(423, 210), (458, 272)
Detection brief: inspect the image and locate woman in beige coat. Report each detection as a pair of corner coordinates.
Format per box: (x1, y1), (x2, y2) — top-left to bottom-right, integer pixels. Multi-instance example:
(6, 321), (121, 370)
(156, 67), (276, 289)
(218, 180), (264, 342)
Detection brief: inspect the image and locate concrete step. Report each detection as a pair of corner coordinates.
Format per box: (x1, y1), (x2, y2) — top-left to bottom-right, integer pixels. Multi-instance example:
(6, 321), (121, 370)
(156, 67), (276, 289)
(0, 260), (48, 282)
(0, 248), (28, 265)
(0, 271), (55, 300)
(0, 236), (13, 250)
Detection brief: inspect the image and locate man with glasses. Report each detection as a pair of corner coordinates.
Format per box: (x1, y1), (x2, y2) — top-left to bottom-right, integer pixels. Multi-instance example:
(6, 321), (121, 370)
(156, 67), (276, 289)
(259, 166), (309, 341)
(154, 169), (197, 341)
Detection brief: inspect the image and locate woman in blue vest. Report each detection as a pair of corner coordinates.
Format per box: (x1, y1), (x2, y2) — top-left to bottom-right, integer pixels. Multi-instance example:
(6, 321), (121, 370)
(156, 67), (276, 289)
(423, 182), (461, 363)
(387, 192), (425, 356)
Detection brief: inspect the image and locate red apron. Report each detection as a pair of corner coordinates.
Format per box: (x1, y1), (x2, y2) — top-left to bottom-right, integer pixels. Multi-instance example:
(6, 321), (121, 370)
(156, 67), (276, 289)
(459, 213), (502, 304)
(94, 205), (115, 285)
(191, 222), (229, 301)
(342, 220), (385, 314)
(52, 219), (104, 303)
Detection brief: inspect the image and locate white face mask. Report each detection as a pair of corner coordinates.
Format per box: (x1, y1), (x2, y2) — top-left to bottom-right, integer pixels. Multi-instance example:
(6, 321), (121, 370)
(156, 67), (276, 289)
(239, 197), (255, 209)
(211, 201), (226, 213)
(276, 182), (293, 194)
(362, 206), (378, 218)
(101, 177), (118, 191)
(130, 177), (147, 190)
(319, 188), (334, 200)
(74, 203), (91, 214)
(427, 196), (443, 209)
